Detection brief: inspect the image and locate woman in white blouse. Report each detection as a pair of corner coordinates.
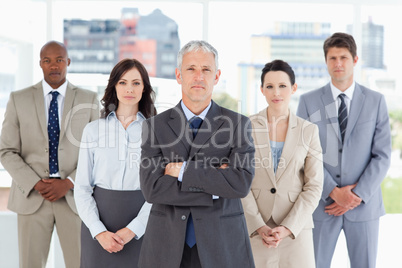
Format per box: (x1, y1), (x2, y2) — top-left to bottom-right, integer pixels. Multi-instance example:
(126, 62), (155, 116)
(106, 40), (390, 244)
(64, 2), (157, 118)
(74, 58), (156, 267)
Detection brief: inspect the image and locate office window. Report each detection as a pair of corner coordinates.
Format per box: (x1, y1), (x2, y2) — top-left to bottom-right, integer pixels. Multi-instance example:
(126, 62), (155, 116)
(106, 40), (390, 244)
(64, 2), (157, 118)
(0, 2), (401, 266)
(55, 1), (202, 79)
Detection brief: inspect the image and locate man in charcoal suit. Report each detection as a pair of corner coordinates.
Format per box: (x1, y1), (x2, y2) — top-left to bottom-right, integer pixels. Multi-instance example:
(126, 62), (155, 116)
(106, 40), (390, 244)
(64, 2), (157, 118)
(139, 40), (255, 268)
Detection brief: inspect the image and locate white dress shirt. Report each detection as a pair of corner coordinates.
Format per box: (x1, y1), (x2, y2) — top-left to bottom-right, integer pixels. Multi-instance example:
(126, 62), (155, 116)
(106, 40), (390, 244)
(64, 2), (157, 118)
(74, 111), (152, 239)
(42, 79), (67, 125)
(42, 80), (73, 182)
(330, 81), (355, 114)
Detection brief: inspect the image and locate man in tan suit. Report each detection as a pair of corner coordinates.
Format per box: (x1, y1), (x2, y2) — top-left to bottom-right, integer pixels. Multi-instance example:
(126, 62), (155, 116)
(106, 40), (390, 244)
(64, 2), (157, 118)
(0, 41), (99, 268)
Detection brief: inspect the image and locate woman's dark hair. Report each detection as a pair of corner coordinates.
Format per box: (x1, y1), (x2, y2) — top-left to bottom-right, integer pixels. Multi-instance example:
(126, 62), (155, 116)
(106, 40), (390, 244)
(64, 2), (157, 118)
(101, 58), (157, 119)
(261, 59), (295, 86)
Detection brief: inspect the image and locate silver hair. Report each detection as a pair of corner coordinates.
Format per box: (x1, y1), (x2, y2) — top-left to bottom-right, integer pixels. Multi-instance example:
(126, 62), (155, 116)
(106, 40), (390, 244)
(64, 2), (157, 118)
(176, 40), (219, 71)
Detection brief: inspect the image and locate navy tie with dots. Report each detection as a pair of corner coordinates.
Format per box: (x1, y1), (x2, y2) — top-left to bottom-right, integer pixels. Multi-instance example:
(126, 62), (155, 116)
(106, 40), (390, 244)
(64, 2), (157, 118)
(48, 91), (60, 174)
(338, 93), (348, 144)
(185, 116), (203, 248)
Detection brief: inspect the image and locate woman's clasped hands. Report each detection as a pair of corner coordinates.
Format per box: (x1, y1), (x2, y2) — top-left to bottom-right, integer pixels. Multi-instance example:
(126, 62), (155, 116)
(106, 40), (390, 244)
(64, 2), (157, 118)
(95, 228), (136, 253)
(257, 225), (292, 248)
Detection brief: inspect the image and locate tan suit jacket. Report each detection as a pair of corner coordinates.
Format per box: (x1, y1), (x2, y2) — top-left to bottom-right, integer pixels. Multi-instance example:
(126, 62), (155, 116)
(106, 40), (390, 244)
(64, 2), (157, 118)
(0, 81), (99, 215)
(242, 109), (323, 239)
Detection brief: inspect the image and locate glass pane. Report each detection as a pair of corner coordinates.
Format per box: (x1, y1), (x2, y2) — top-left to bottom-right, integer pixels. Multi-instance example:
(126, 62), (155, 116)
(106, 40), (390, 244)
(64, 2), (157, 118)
(54, 1), (204, 111)
(209, 2), (354, 116)
(360, 5), (402, 111)
(360, 9), (402, 254)
(0, 0), (46, 90)
(0, 0), (46, 187)
(209, 3), (402, 268)
(54, 1), (203, 77)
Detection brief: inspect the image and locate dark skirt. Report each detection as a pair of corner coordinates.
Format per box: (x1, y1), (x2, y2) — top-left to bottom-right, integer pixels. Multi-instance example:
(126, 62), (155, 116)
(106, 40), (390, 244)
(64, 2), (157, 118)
(80, 186), (146, 268)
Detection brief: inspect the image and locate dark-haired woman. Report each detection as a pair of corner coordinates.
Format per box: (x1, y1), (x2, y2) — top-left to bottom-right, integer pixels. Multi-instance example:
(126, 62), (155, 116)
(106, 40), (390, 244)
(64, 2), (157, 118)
(241, 59), (323, 267)
(74, 58), (156, 267)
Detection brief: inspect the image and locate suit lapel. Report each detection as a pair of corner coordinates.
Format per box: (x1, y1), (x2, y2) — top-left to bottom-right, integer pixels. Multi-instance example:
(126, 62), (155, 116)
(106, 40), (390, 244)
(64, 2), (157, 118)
(167, 103), (192, 156)
(60, 83), (76, 140)
(344, 84), (365, 143)
(321, 84), (341, 143)
(253, 108), (276, 185)
(189, 101), (224, 158)
(33, 82), (48, 138)
(275, 111), (299, 182)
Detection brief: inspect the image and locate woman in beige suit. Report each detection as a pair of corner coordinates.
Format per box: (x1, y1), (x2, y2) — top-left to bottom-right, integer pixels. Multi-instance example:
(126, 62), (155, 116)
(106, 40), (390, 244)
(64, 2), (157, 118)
(242, 60), (323, 267)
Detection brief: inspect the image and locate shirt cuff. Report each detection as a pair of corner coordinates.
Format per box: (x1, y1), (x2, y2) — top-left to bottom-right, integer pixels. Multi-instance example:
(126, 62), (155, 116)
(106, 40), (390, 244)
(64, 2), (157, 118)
(127, 218), (147, 240)
(89, 220), (107, 239)
(178, 161), (187, 182)
(66, 177), (75, 188)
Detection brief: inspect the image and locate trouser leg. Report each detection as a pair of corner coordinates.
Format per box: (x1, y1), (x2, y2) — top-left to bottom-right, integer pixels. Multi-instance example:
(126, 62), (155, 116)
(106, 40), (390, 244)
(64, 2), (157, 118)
(17, 200), (54, 268)
(344, 217), (379, 268)
(313, 216), (343, 268)
(54, 197), (81, 268)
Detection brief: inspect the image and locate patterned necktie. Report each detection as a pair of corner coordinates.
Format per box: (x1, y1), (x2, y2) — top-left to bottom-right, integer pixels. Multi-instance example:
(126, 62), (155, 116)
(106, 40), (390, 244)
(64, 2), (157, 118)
(48, 91), (60, 174)
(185, 116), (203, 248)
(338, 93), (348, 143)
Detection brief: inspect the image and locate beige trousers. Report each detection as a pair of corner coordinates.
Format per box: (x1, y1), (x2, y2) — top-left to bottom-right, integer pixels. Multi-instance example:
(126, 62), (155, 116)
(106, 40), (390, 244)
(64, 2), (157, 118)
(17, 197), (81, 268)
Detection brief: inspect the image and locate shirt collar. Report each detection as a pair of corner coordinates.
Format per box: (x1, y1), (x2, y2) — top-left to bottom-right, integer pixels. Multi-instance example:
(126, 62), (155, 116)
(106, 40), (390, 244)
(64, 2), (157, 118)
(180, 101), (211, 121)
(106, 110), (146, 122)
(330, 81), (355, 101)
(42, 80), (68, 98)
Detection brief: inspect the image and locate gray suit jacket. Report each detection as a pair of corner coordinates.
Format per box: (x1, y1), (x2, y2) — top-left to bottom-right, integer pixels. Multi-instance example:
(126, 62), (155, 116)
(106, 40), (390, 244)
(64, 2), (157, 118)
(139, 101), (255, 268)
(0, 81), (99, 215)
(296, 82), (391, 222)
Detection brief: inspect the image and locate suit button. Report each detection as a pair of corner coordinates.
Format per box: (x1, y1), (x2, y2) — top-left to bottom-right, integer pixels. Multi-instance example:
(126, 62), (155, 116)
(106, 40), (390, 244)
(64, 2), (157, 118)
(336, 175), (340, 178)
(181, 215), (187, 221)
(339, 149), (342, 153)
(45, 170), (49, 174)
(45, 148), (48, 153)
(270, 188), (276, 194)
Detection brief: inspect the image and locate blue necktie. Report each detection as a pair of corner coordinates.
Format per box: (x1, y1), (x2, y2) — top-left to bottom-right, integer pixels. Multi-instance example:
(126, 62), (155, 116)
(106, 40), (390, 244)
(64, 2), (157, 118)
(189, 116), (203, 138)
(48, 91), (60, 174)
(338, 94), (348, 143)
(185, 116), (203, 248)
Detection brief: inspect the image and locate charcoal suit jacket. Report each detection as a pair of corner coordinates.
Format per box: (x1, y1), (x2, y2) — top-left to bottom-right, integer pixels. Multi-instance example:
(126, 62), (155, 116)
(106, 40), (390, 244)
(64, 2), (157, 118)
(139, 101), (255, 268)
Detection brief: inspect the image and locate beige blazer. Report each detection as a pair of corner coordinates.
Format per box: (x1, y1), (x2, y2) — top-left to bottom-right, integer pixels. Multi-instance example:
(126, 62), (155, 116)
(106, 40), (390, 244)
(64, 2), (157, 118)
(242, 108), (323, 238)
(0, 81), (99, 215)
